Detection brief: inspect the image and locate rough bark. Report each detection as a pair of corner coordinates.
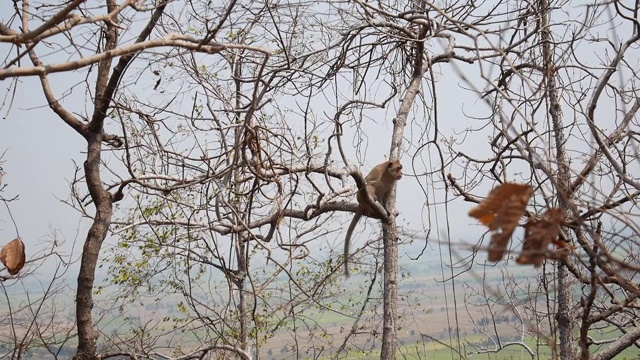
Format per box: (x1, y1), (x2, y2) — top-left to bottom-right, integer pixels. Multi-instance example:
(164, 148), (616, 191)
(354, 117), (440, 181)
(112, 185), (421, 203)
(72, 1), (118, 356)
(74, 134), (114, 359)
(379, 67), (418, 360)
(538, 0), (574, 357)
(380, 222), (399, 359)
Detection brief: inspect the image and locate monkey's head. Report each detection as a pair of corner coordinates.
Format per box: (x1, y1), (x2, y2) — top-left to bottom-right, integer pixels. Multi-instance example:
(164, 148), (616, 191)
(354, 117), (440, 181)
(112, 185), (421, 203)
(386, 160), (403, 180)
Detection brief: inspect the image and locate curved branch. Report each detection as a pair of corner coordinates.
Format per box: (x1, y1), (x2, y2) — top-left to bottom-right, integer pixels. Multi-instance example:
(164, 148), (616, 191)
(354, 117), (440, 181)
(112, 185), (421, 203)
(0, 35), (228, 80)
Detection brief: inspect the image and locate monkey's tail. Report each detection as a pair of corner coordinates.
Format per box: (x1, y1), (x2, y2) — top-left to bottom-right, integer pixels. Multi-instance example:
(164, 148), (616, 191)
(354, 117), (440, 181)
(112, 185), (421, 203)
(343, 212), (361, 278)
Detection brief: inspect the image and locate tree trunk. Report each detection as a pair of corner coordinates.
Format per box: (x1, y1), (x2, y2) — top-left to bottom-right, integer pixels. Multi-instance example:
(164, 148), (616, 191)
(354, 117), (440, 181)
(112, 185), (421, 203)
(380, 223), (399, 359)
(74, 1), (119, 356)
(236, 235), (249, 355)
(380, 23), (427, 357)
(74, 135), (113, 359)
(538, 0), (574, 357)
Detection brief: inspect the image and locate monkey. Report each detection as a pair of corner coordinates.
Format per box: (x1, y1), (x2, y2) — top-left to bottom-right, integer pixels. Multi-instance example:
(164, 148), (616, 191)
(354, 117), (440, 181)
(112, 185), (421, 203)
(344, 160), (403, 277)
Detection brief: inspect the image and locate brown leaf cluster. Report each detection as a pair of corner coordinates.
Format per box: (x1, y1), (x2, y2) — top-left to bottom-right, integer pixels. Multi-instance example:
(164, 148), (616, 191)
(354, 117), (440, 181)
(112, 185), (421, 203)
(468, 183), (568, 266)
(1, 238), (26, 275)
(468, 183), (533, 262)
(516, 208), (566, 267)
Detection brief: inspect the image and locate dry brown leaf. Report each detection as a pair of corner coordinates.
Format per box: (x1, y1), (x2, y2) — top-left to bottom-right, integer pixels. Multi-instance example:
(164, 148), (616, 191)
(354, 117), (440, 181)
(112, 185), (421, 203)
(468, 182), (533, 262)
(0, 238), (26, 275)
(516, 208), (565, 267)
(551, 237), (573, 250)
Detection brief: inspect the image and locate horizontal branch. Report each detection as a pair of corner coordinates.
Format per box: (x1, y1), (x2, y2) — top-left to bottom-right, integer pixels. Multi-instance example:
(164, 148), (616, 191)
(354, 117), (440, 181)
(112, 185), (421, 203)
(112, 200), (357, 236)
(0, 34), (236, 80)
(593, 326), (640, 360)
(0, 0), (124, 44)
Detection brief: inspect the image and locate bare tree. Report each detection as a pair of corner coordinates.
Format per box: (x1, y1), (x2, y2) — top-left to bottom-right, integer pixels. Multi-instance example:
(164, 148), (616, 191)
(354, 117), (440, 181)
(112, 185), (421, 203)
(3, 0), (640, 359)
(1, 1), (252, 358)
(447, 0), (640, 359)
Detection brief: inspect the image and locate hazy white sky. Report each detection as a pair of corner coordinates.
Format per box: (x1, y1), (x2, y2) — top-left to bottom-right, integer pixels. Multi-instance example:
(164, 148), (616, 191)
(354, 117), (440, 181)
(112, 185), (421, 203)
(0, 74), (92, 281)
(3, 0), (629, 279)
(0, 1), (478, 269)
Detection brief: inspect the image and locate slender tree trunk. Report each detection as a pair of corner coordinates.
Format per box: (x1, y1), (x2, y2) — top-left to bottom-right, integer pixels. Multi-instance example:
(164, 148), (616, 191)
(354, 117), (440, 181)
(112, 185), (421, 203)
(75, 1), (118, 356)
(380, 223), (399, 359)
(380, 13), (428, 357)
(72, 3), (166, 356)
(236, 236), (249, 354)
(75, 134), (114, 359)
(538, 0), (574, 357)
(233, 51), (250, 357)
